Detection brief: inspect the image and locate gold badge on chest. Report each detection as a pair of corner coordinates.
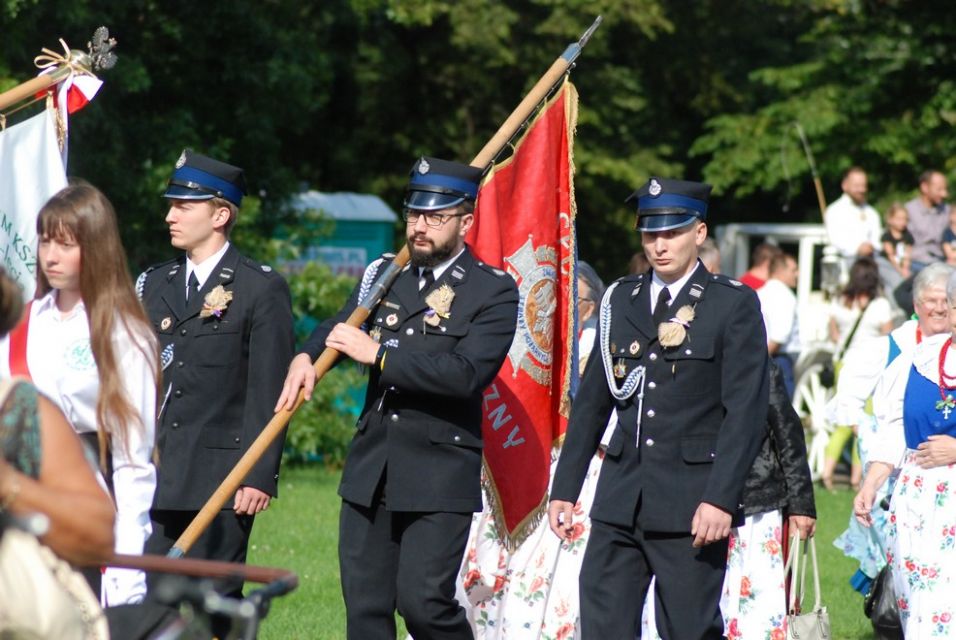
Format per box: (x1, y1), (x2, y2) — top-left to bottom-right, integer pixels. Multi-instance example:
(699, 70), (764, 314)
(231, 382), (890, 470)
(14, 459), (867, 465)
(160, 317), (172, 331)
(424, 284), (455, 327)
(369, 326), (382, 343)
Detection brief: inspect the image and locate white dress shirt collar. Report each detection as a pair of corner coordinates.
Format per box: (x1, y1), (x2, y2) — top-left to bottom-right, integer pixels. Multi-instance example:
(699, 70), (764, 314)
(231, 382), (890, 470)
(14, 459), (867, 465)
(186, 241), (231, 291)
(649, 261), (700, 312)
(418, 246), (466, 282)
(33, 289), (85, 318)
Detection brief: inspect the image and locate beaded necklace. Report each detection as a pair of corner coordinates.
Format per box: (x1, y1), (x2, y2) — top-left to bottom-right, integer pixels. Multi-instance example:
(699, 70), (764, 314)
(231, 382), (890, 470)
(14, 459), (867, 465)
(935, 336), (956, 418)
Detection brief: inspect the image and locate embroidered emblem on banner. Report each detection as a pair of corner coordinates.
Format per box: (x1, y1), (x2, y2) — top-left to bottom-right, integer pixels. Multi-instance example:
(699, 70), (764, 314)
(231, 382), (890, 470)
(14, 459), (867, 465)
(505, 236), (560, 385)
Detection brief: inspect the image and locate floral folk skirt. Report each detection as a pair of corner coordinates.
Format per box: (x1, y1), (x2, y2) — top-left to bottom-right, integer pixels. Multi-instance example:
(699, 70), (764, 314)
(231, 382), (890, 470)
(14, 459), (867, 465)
(886, 451), (956, 638)
(642, 510), (787, 639)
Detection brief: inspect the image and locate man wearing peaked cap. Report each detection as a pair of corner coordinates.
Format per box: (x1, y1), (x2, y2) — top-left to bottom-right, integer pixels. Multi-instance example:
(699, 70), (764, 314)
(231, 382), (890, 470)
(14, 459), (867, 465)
(138, 150), (294, 613)
(550, 177), (769, 638)
(277, 156), (518, 639)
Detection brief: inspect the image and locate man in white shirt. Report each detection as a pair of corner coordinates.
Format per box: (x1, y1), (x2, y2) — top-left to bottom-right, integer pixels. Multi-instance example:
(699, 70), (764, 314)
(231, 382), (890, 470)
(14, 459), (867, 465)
(758, 252), (800, 397)
(824, 167), (882, 271)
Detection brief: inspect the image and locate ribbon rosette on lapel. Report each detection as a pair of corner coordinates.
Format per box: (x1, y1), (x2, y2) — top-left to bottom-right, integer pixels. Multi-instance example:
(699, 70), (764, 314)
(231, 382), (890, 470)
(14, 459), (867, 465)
(658, 304), (695, 347)
(200, 285), (233, 319)
(423, 284), (455, 327)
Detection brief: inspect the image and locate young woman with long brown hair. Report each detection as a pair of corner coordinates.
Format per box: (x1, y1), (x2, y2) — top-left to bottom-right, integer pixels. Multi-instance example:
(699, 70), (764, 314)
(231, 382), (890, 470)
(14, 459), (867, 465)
(0, 181), (160, 605)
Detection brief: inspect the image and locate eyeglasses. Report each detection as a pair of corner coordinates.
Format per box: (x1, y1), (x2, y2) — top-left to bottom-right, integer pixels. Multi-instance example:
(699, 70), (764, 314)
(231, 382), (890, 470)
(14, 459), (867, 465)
(918, 296), (950, 310)
(403, 210), (464, 228)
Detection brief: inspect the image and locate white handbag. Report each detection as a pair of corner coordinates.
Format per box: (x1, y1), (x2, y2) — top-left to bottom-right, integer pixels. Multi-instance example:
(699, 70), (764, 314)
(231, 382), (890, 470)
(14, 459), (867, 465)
(784, 532), (830, 640)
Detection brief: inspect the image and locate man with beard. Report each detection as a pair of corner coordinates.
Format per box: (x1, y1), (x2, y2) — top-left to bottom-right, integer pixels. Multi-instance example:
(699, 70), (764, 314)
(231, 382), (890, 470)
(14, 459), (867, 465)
(277, 156), (518, 639)
(824, 166), (883, 272)
(906, 170), (950, 272)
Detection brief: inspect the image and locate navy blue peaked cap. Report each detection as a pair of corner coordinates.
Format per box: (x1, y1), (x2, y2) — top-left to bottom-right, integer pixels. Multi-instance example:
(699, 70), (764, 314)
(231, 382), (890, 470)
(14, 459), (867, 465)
(403, 156), (482, 211)
(625, 177), (712, 232)
(164, 149), (247, 207)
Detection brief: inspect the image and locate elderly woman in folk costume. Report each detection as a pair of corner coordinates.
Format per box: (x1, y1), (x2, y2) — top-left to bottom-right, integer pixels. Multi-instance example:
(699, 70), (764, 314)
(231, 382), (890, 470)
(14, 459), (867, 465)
(0, 182), (159, 606)
(835, 263), (953, 596)
(854, 268), (956, 637)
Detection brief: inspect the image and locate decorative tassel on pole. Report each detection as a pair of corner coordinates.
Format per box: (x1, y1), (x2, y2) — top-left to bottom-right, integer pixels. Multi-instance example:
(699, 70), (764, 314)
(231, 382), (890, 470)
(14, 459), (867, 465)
(0, 27), (117, 118)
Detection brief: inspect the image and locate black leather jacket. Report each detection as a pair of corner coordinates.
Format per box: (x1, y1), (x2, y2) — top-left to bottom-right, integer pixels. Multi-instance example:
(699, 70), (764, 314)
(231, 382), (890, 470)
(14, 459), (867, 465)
(742, 363), (816, 517)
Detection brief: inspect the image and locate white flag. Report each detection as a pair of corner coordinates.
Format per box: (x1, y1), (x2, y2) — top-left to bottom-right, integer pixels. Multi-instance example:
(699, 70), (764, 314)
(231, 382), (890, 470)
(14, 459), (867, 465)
(0, 108), (68, 300)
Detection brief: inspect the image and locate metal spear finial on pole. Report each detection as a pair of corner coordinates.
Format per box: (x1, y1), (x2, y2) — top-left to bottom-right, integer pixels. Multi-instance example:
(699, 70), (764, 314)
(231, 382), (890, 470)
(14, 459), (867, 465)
(0, 27), (117, 114)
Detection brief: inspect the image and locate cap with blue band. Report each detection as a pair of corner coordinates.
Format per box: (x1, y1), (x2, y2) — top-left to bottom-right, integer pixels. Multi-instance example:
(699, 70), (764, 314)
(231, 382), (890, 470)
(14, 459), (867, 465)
(404, 156), (482, 212)
(163, 149), (247, 207)
(625, 177), (713, 232)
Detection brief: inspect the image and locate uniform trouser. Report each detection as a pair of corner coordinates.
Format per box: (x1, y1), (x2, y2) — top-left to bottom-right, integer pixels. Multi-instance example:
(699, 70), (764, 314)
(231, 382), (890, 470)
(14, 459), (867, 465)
(580, 517), (728, 640)
(339, 498), (473, 640)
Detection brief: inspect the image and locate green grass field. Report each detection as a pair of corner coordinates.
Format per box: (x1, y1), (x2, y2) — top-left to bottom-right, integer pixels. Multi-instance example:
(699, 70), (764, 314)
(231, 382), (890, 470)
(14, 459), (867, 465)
(248, 466), (877, 639)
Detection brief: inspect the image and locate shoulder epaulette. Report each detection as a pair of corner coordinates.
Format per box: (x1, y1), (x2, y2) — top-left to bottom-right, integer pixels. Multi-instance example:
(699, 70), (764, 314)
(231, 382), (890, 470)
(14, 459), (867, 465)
(240, 255), (280, 277)
(612, 273), (643, 298)
(709, 273), (748, 290)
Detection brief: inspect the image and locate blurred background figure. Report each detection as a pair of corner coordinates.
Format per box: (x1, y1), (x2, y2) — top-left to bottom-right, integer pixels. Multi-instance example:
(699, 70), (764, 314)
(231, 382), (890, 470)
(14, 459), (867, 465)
(906, 169), (949, 272)
(824, 257), (894, 489)
(576, 261), (605, 376)
(825, 167), (882, 273)
(699, 238), (721, 273)
(628, 250), (650, 275)
(876, 202), (913, 303)
(942, 203), (956, 266)
(758, 252), (800, 398)
(738, 242), (782, 290)
(0, 265), (115, 639)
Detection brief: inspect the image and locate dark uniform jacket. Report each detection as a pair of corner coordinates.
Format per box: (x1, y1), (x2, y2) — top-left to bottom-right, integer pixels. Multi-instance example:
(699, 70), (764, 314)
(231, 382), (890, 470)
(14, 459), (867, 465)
(301, 247), (519, 513)
(552, 263), (770, 532)
(138, 244), (295, 510)
(743, 363), (816, 518)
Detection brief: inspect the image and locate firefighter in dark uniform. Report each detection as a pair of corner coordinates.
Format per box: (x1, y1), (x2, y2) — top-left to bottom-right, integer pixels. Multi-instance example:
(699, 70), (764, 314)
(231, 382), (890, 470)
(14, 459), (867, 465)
(549, 178), (770, 640)
(277, 157), (519, 640)
(139, 151), (294, 580)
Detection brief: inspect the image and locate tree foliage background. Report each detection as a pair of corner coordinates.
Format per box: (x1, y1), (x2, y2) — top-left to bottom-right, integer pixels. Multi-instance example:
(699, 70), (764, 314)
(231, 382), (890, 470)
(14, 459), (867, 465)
(2, 0), (954, 279)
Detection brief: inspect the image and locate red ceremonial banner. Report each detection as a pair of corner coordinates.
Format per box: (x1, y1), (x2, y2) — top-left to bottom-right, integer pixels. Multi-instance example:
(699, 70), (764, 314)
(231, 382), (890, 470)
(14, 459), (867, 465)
(466, 79), (578, 547)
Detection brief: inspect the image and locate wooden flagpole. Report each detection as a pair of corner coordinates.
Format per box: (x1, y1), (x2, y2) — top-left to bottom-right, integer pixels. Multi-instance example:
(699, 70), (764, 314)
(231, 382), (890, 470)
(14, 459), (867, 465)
(169, 16), (603, 557)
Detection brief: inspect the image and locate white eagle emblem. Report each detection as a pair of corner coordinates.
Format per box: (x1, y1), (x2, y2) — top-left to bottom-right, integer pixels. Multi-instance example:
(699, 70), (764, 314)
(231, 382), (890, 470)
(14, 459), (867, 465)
(505, 236), (560, 386)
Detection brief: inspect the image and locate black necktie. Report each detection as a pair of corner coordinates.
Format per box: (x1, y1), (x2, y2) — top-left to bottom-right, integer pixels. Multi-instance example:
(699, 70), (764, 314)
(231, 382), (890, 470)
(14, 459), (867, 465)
(652, 287), (671, 326)
(420, 269), (435, 295)
(187, 272), (200, 302)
